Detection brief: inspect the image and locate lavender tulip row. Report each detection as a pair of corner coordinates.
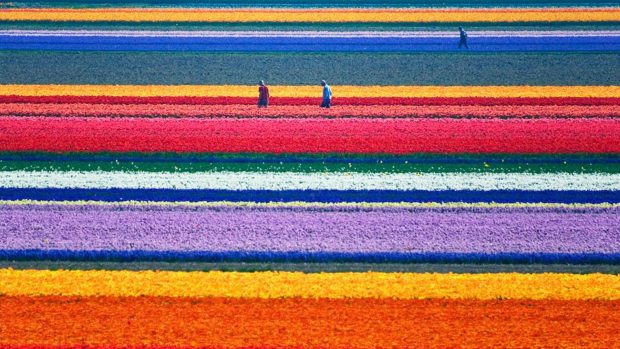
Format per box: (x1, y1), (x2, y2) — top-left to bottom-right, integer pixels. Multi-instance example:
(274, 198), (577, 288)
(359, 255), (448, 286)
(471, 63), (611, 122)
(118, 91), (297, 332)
(1, 204), (618, 262)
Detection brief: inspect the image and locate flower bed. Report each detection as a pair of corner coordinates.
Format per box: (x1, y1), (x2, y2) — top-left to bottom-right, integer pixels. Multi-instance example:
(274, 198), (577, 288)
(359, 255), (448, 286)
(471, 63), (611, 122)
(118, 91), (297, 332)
(1, 116), (618, 153)
(1, 203), (618, 263)
(2, 8), (620, 22)
(2, 297), (619, 348)
(2, 84), (619, 98)
(4, 95), (620, 106)
(3, 103), (620, 118)
(3, 269), (620, 299)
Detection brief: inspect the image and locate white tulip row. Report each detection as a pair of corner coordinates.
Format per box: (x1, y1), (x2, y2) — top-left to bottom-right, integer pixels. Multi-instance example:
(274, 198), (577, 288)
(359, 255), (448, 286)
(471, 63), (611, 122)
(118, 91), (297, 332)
(3, 30), (619, 38)
(1, 171), (619, 191)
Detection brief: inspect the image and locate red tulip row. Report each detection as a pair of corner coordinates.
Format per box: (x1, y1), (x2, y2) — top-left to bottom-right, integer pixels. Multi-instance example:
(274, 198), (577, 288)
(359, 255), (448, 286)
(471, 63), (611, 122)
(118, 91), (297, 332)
(2, 103), (620, 118)
(2, 95), (620, 106)
(1, 116), (618, 154)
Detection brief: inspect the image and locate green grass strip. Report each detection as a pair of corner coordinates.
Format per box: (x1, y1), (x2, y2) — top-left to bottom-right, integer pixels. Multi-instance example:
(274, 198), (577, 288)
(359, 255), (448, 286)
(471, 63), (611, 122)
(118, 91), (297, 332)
(3, 51), (620, 85)
(2, 261), (620, 274)
(2, 160), (619, 173)
(1, 153), (618, 173)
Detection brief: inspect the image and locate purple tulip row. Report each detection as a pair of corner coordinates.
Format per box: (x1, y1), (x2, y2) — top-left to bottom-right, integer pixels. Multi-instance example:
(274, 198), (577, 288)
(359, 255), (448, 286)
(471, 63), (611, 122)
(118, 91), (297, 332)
(1, 204), (618, 254)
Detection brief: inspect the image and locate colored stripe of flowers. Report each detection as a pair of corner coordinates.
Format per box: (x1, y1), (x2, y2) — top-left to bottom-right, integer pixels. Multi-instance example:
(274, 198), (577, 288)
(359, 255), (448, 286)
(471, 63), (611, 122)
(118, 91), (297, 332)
(1, 117), (618, 153)
(2, 188), (617, 203)
(1, 85), (619, 98)
(3, 33), (619, 52)
(0, 204), (617, 263)
(2, 269), (620, 299)
(1, 8), (620, 22)
(2, 171), (619, 191)
(1, 152), (616, 164)
(4, 103), (620, 118)
(1, 297), (619, 348)
(3, 96), (620, 105)
(5, 0), (620, 7)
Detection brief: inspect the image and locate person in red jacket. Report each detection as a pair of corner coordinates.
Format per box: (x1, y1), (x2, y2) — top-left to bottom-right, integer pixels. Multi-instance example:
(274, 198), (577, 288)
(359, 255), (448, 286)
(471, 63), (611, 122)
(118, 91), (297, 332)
(258, 80), (269, 108)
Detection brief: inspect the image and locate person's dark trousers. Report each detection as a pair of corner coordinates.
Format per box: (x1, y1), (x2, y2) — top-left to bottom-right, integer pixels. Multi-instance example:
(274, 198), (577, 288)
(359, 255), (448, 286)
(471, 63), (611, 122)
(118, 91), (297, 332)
(258, 99), (268, 107)
(458, 39), (468, 49)
(321, 99), (331, 108)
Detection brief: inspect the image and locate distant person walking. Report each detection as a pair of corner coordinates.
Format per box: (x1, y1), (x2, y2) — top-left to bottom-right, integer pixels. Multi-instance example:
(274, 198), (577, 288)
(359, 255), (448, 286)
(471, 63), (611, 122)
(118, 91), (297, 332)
(458, 27), (469, 49)
(320, 80), (332, 108)
(258, 80), (269, 108)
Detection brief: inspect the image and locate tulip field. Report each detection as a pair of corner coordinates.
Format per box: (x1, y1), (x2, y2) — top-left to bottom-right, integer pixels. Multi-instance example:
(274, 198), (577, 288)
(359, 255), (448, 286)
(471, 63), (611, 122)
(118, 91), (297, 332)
(1, 1), (620, 348)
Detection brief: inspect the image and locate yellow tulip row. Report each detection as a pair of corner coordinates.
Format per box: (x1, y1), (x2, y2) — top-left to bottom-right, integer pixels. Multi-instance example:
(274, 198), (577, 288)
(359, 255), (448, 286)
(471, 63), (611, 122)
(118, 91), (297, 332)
(2, 84), (620, 98)
(2, 269), (620, 300)
(1, 8), (619, 22)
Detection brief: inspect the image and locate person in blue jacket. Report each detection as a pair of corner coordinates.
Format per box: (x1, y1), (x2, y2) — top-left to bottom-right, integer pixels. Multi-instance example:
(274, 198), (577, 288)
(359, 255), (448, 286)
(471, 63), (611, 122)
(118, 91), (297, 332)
(320, 80), (333, 108)
(458, 27), (469, 49)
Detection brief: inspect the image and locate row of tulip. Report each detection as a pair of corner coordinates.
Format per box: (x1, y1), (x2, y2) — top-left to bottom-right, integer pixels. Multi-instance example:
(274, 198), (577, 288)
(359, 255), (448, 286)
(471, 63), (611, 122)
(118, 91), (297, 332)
(3, 170), (619, 191)
(3, 85), (619, 98)
(4, 103), (620, 118)
(2, 188), (616, 203)
(2, 269), (620, 299)
(2, 116), (618, 153)
(4, 32), (618, 51)
(4, 96), (620, 105)
(2, 297), (618, 348)
(13, 0), (616, 7)
(1, 203), (617, 263)
(2, 8), (619, 22)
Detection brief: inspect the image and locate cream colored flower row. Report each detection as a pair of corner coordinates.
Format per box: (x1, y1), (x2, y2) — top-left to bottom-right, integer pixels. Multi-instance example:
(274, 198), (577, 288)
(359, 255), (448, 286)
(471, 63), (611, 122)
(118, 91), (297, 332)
(2, 199), (618, 209)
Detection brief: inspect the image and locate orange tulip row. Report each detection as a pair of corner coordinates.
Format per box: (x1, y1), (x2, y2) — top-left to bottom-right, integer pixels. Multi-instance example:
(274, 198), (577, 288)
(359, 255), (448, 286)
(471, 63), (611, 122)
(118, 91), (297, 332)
(1, 296), (619, 348)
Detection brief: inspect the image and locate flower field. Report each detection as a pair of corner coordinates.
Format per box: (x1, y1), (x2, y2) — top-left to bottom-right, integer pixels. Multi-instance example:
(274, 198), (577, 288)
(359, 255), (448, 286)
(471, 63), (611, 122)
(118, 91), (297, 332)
(1, 1), (620, 348)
